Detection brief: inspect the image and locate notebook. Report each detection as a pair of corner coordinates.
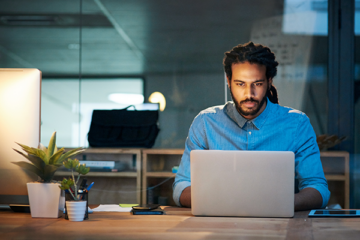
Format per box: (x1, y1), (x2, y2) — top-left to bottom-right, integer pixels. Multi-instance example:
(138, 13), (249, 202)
(190, 150), (295, 217)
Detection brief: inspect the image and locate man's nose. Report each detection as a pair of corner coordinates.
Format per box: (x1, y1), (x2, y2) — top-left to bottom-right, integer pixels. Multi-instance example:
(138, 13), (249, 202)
(244, 86), (254, 98)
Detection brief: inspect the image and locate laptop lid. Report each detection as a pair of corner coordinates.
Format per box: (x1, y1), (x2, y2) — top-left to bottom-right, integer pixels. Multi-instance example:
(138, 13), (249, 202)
(190, 150), (294, 217)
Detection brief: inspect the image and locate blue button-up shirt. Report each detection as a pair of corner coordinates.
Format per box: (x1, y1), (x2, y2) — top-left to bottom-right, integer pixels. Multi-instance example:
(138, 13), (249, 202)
(173, 98), (330, 208)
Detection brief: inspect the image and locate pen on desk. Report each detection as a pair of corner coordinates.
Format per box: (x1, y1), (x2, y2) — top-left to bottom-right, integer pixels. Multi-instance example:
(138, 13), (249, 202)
(85, 182), (94, 193)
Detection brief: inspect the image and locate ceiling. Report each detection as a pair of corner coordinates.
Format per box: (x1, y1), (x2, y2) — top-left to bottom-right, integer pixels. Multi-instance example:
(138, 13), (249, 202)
(0, 0), (284, 76)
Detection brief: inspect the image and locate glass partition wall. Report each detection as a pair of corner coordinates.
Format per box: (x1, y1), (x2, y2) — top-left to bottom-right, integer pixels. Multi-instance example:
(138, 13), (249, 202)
(0, 1), (83, 146)
(1, 0), (359, 206)
(41, 78), (144, 147)
(0, 0), (330, 147)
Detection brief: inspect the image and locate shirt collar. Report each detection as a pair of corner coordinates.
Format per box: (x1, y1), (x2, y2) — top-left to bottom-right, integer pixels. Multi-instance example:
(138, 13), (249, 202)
(224, 98), (274, 130)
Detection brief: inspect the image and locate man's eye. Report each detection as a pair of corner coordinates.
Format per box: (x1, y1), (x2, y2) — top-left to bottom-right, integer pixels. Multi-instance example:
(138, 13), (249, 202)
(255, 83), (262, 86)
(237, 83), (244, 87)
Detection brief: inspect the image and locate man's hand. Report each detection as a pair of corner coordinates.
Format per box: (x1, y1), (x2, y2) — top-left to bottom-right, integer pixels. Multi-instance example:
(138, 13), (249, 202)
(295, 187), (323, 211)
(179, 186), (191, 207)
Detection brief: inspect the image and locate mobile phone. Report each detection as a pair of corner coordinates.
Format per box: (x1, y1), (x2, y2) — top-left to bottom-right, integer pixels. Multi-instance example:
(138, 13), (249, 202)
(131, 209), (164, 215)
(132, 204), (160, 210)
(308, 209), (360, 217)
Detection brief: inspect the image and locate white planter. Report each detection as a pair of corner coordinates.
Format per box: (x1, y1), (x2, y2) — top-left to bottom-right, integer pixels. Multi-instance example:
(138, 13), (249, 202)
(27, 182), (65, 218)
(66, 201), (87, 221)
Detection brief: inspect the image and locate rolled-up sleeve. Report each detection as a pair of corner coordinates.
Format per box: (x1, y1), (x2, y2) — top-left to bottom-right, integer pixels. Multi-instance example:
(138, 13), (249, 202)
(294, 115), (330, 208)
(173, 113), (208, 206)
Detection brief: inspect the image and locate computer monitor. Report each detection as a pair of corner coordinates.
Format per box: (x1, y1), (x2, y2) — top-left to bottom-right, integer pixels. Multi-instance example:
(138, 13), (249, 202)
(0, 68), (41, 204)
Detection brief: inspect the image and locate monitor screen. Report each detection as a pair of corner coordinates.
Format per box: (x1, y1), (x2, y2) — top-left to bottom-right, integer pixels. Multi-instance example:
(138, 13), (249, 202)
(0, 68), (41, 204)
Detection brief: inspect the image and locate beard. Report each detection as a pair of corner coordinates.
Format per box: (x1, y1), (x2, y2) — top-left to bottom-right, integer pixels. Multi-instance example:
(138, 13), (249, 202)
(230, 89), (267, 118)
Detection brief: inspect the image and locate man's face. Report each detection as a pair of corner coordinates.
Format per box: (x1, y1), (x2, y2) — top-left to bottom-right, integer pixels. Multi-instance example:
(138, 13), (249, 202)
(227, 61), (272, 120)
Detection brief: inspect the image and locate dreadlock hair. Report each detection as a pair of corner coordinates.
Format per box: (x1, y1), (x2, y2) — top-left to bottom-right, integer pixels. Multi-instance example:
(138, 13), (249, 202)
(223, 41), (279, 104)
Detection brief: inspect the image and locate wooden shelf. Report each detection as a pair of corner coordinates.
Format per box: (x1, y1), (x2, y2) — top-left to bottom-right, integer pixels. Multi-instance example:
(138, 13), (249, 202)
(145, 172), (176, 178)
(55, 171), (138, 178)
(59, 148), (142, 204)
(55, 148), (349, 209)
(71, 148), (142, 155)
(320, 151), (349, 208)
(142, 149), (184, 205)
(324, 175), (347, 181)
(58, 148), (348, 208)
(142, 149), (184, 155)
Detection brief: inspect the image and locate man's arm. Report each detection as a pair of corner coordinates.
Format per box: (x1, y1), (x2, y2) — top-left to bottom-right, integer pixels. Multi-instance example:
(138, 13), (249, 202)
(173, 113), (207, 207)
(294, 115), (330, 209)
(179, 186), (191, 207)
(295, 187), (323, 211)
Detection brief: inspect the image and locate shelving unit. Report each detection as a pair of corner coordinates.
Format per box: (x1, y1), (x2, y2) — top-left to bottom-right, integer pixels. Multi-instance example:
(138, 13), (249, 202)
(53, 148), (348, 208)
(142, 149), (184, 205)
(320, 151), (349, 208)
(54, 148), (142, 205)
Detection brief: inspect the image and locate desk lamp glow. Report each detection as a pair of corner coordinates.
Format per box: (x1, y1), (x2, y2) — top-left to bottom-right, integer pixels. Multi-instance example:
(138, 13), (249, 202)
(149, 92), (166, 111)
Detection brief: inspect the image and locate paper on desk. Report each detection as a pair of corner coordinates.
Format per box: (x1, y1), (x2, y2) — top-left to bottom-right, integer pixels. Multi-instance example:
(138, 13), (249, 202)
(92, 204), (132, 212)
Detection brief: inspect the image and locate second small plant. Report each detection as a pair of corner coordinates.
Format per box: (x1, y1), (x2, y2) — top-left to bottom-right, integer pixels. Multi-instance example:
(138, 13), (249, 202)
(59, 159), (90, 201)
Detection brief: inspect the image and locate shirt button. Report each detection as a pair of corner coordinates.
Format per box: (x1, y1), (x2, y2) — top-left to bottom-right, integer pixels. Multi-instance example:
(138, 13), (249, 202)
(249, 132), (251, 135)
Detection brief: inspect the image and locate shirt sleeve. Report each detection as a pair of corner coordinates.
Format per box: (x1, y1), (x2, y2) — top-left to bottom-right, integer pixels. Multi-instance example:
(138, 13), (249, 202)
(172, 113), (208, 206)
(294, 115), (330, 208)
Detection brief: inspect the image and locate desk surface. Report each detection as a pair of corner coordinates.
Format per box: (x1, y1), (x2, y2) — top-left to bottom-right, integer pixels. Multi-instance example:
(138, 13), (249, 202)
(1, 206), (360, 240)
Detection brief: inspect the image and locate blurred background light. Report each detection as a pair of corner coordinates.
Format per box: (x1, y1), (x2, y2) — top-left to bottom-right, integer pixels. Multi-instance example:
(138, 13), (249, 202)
(149, 92), (166, 111)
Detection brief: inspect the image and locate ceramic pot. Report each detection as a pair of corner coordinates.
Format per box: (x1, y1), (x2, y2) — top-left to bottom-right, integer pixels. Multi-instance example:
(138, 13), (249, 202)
(66, 201), (87, 221)
(27, 182), (65, 218)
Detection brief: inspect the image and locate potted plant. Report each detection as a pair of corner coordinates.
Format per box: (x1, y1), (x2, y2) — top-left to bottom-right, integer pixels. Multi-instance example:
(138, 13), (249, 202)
(59, 158), (90, 222)
(12, 131), (84, 218)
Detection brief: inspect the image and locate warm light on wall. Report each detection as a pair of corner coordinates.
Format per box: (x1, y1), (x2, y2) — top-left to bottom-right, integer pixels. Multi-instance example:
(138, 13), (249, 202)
(148, 92), (166, 111)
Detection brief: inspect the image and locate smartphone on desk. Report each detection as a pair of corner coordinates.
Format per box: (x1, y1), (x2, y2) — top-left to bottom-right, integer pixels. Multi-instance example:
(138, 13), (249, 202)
(132, 204), (160, 211)
(131, 204), (163, 215)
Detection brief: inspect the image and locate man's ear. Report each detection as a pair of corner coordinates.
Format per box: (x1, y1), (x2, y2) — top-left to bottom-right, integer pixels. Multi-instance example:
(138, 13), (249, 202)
(268, 78), (273, 90)
(226, 76), (231, 89)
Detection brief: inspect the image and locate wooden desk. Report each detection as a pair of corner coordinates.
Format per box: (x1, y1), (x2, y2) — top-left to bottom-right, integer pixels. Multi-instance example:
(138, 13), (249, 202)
(1, 207), (360, 240)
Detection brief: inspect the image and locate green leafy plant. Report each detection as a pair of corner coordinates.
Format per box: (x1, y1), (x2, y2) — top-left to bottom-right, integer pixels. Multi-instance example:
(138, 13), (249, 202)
(12, 132), (84, 183)
(59, 158), (90, 201)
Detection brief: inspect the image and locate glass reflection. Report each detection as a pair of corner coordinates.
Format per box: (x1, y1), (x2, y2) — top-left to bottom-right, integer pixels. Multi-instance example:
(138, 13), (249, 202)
(42, 78), (143, 147)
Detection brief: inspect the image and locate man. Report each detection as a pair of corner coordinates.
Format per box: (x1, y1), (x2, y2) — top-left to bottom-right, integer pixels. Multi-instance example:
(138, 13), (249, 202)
(173, 42), (330, 211)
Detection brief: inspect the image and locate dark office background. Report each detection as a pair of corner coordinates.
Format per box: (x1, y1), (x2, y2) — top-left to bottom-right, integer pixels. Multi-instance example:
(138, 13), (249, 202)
(0, 0), (359, 207)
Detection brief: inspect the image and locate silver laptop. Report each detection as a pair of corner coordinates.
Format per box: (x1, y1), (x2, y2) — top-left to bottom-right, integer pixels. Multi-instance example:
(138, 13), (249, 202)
(190, 150), (294, 217)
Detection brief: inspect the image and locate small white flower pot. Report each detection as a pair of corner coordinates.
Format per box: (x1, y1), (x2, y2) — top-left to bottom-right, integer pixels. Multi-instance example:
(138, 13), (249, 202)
(27, 182), (65, 218)
(66, 201), (87, 222)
